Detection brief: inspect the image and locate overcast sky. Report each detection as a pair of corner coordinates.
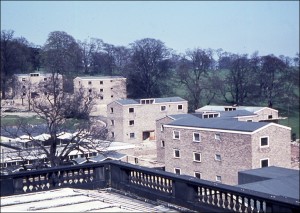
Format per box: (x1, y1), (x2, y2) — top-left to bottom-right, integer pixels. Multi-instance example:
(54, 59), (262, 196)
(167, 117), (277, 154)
(1, 1), (299, 57)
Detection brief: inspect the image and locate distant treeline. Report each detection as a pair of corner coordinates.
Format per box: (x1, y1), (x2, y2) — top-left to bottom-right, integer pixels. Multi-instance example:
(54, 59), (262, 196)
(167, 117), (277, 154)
(1, 30), (299, 111)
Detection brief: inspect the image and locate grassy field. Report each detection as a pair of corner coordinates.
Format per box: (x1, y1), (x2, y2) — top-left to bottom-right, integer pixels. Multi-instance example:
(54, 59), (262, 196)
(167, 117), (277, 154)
(1, 115), (44, 126)
(279, 107), (300, 140)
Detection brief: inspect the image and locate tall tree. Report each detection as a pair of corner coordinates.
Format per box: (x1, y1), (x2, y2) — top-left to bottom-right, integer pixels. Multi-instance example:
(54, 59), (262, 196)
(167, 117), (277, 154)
(42, 31), (83, 76)
(176, 48), (215, 110)
(127, 38), (173, 98)
(1, 30), (33, 99)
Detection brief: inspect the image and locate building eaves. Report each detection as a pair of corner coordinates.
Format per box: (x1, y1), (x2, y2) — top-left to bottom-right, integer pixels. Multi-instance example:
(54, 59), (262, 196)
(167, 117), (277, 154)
(75, 76), (126, 80)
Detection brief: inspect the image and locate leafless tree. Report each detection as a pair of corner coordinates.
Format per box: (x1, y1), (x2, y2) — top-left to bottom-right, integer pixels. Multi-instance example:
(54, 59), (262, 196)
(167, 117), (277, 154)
(2, 73), (110, 168)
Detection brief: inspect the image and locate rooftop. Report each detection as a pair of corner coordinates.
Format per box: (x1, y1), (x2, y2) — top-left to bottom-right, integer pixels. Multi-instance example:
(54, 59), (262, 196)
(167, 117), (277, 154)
(115, 97), (187, 105)
(75, 76), (126, 80)
(196, 105), (273, 113)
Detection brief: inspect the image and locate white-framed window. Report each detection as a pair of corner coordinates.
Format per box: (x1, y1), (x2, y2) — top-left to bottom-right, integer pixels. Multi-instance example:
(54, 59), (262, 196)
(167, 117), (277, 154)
(173, 131), (180, 140)
(110, 107), (114, 113)
(129, 107), (134, 113)
(260, 158), (269, 168)
(174, 149), (180, 158)
(216, 175), (222, 182)
(215, 133), (220, 140)
(100, 81), (103, 84)
(161, 140), (165, 148)
(129, 120), (134, 126)
(215, 154), (221, 161)
(260, 136), (269, 147)
(177, 104), (183, 110)
(160, 105), (167, 111)
(135, 157), (139, 164)
(268, 115), (273, 119)
(100, 89), (103, 92)
(194, 172), (201, 179)
(193, 152), (201, 162)
(160, 125), (164, 132)
(174, 168), (181, 175)
(44, 78), (47, 81)
(130, 133), (135, 139)
(111, 120), (114, 126)
(193, 132), (201, 142)
(88, 81), (92, 85)
(22, 78), (26, 81)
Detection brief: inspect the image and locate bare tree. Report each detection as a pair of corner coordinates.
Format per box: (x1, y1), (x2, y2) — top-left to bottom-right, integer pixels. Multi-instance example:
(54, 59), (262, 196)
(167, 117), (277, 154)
(2, 73), (110, 167)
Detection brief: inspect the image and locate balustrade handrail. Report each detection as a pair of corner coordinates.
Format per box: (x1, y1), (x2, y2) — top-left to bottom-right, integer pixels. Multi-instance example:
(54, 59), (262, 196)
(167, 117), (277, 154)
(1, 160), (299, 212)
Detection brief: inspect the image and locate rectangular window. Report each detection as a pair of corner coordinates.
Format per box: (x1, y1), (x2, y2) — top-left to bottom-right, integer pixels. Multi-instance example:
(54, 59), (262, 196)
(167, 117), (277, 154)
(88, 89), (92, 93)
(111, 132), (115, 138)
(88, 97), (92, 101)
(268, 115), (273, 119)
(161, 140), (165, 148)
(110, 107), (114, 113)
(177, 104), (183, 110)
(194, 172), (201, 179)
(129, 108), (134, 113)
(160, 125), (164, 132)
(174, 149), (180, 158)
(173, 131), (180, 140)
(100, 89), (103, 92)
(215, 133), (220, 140)
(22, 92), (26, 96)
(111, 120), (114, 126)
(111, 95), (114, 98)
(193, 152), (201, 162)
(44, 78), (47, 81)
(215, 154), (221, 161)
(130, 133), (135, 139)
(22, 86), (26, 89)
(160, 105), (167, 111)
(261, 159), (269, 168)
(174, 168), (181, 175)
(193, 132), (201, 142)
(260, 136), (269, 147)
(246, 120), (253, 122)
(129, 120), (134, 126)
(135, 157), (139, 164)
(100, 81), (103, 84)
(22, 78), (26, 81)
(100, 96), (103, 100)
(203, 114), (208, 119)
(88, 81), (92, 85)
(216, 175), (222, 182)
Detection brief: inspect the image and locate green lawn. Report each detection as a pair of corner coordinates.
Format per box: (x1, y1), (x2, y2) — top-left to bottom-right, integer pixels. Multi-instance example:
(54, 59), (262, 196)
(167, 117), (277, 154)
(279, 107), (299, 140)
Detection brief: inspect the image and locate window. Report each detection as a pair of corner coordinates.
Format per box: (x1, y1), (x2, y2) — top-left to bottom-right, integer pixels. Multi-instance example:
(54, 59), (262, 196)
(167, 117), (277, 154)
(111, 120), (114, 126)
(260, 136), (269, 147)
(22, 78), (26, 81)
(44, 78), (47, 81)
(216, 176), (222, 182)
(203, 115), (208, 118)
(268, 115), (273, 119)
(261, 159), (269, 168)
(22, 92), (26, 96)
(173, 131), (180, 140)
(100, 89), (103, 92)
(193, 132), (201, 142)
(130, 133), (135, 139)
(215, 133), (220, 140)
(100, 96), (103, 100)
(88, 89), (92, 93)
(194, 172), (202, 179)
(88, 81), (92, 85)
(174, 168), (181, 175)
(160, 125), (164, 132)
(88, 97), (92, 101)
(135, 157), (139, 164)
(161, 140), (165, 148)
(177, 104), (183, 110)
(100, 81), (103, 84)
(22, 86), (26, 89)
(129, 120), (134, 126)
(160, 105), (167, 111)
(111, 95), (114, 98)
(129, 108), (134, 113)
(110, 107), (114, 113)
(193, 152), (201, 162)
(111, 132), (115, 138)
(44, 92), (47, 96)
(174, 149), (180, 158)
(111, 87), (113, 90)
(246, 120), (253, 122)
(215, 154), (221, 161)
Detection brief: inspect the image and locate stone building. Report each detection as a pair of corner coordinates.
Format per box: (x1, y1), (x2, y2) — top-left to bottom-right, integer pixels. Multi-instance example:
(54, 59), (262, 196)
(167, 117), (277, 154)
(156, 114), (292, 185)
(107, 97), (188, 144)
(73, 76), (126, 116)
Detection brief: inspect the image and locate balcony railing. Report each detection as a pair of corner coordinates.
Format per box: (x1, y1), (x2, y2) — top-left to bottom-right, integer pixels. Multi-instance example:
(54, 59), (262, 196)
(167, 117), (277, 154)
(1, 160), (299, 213)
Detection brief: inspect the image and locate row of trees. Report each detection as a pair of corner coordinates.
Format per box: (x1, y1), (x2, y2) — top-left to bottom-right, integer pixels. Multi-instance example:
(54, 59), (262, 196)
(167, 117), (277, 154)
(1, 29), (299, 111)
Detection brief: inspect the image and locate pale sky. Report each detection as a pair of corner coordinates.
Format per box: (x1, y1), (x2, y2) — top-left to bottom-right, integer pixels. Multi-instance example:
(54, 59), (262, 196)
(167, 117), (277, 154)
(1, 1), (299, 57)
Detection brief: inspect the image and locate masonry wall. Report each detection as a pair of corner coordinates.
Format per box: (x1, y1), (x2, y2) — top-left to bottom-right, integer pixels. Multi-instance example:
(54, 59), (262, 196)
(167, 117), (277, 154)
(163, 127), (253, 185)
(251, 125), (291, 169)
(107, 102), (124, 142)
(107, 101), (188, 144)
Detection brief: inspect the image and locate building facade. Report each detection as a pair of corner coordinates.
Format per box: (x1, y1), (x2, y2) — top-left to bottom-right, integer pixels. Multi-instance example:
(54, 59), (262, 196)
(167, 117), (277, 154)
(107, 97), (188, 143)
(73, 76), (126, 116)
(157, 114), (291, 185)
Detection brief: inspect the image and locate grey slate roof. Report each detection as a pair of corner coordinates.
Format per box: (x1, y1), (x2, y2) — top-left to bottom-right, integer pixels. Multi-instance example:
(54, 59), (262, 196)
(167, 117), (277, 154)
(237, 167), (300, 200)
(219, 110), (256, 118)
(116, 97), (187, 105)
(167, 115), (269, 132)
(167, 114), (196, 120)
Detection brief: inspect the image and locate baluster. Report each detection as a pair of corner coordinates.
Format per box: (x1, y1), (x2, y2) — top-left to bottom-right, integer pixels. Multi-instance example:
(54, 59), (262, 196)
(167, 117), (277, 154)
(213, 189), (219, 206)
(241, 196), (246, 213)
(235, 195), (241, 212)
(229, 193), (235, 210)
(224, 192), (229, 209)
(218, 191), (224, 208)
(246, 198), (252, 213)
(203, 188), (208, 204)
(208, 188), (213, 204)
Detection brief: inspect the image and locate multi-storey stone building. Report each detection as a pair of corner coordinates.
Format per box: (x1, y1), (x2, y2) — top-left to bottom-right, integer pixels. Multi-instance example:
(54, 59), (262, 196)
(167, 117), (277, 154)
(196, 105), (281, 122)
(107, 97), (188, 143)
(156, 114), (292, 185)
(73, 76), (126, 116)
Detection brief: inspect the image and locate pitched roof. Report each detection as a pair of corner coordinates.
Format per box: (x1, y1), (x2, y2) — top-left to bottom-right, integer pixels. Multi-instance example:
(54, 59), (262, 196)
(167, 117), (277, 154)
(115, 97), (187, 105)
(167, 115), (269, 132)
